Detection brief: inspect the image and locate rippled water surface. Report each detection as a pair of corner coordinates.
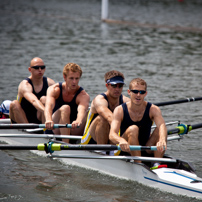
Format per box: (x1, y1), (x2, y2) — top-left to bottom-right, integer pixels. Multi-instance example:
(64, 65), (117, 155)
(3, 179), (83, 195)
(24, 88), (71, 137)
(0, 0), (202, 201)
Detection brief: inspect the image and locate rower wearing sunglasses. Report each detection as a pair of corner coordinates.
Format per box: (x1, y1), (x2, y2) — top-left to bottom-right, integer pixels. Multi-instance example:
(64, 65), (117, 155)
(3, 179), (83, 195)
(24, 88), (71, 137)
(109, 78), (167, 162)
(81, 70), (130, 145)
(9, 57), (55, 124)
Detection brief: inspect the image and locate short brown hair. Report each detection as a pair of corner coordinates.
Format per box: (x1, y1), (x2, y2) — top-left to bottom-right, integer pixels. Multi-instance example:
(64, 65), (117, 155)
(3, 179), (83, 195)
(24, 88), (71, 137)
(63, 63), (82, 77)
(104, 70), (125, 83)
(129, 78), (147, 91)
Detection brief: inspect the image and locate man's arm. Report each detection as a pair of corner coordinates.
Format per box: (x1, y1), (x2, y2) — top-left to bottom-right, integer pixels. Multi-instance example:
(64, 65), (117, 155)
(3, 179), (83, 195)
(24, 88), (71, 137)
(93, 95), (114, 125)
(109, 106), (130, 152)
(44, 84), (59, 129)
(150, 105), (167, 151)
(19, 80), (45, 113)
(72, 90), (90, 128)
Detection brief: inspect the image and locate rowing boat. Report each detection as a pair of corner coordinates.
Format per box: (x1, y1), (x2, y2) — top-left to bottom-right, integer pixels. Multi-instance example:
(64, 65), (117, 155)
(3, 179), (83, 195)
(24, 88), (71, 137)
(2, 94), (202, 198)
(0, 120), (202, 199)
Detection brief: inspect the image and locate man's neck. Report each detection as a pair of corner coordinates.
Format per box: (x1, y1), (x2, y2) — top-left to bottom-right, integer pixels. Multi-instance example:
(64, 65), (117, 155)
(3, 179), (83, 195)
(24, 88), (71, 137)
(29, 76), (43, 86)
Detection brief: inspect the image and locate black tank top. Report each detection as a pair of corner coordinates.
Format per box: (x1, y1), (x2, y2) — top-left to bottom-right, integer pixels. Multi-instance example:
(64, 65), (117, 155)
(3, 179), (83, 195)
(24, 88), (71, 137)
(53, 82), (84, 123)
(21, 77), (48, 123)
(120, 102), (152, 146)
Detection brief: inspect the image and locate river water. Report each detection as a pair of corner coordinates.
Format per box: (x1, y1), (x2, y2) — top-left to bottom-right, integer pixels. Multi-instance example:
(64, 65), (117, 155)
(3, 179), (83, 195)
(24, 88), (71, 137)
(0, 0), (202, 201)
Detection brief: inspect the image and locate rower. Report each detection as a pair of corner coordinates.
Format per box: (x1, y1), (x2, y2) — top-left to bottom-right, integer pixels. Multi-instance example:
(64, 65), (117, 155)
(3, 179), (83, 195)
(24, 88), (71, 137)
(9, 57), (55, 124)
(109, 78), (167, 163)
(81, 70), (130, 146)
(44, 63), (90, 143)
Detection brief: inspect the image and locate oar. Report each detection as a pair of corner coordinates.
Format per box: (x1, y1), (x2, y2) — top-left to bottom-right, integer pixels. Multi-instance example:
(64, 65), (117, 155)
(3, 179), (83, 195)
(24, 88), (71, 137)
(0, 144), (159, 152)
(167, 123), (202, 135)
(154, 96), (202, 107)
(0, 134), (82, 139)
(0, 133), (178, 141)
(0, 123), (73, 129)
(49, 154), (176, 163)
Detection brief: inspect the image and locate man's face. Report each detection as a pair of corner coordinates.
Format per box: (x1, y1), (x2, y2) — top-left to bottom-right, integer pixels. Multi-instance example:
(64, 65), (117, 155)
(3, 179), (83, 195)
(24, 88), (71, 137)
(64, 70), (81, 89)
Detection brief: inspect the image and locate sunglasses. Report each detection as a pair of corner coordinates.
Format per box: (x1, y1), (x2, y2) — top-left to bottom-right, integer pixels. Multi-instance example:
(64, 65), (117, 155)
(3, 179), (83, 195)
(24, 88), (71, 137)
(130, 89), (146, 94)
(110, 83), (124, 88)
(31, 65), (46, 70)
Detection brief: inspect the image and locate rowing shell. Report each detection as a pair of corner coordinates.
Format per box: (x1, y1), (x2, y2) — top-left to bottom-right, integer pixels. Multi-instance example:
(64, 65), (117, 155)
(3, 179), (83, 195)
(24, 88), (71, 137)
(0, 127), (202, 198)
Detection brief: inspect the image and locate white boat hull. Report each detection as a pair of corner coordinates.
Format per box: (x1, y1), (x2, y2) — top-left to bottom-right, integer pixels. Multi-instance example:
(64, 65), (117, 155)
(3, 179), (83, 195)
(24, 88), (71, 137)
(0, 129), (202, 199)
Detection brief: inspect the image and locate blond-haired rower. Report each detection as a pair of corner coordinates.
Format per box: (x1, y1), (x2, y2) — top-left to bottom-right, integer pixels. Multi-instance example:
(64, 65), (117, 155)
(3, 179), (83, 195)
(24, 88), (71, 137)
(44, 63), (90, 142)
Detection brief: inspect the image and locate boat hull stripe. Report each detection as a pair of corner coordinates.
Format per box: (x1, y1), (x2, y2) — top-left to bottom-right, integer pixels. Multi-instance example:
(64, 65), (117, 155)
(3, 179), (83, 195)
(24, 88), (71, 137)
(144, 176), (202, 194)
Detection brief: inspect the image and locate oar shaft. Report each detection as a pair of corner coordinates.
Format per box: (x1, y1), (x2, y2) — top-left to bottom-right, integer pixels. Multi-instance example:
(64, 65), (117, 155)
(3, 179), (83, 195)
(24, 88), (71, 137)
(0, 124), (41, 129)
(0, 134), (82, 139)
(154, 97), (202, 107)
(58, 144), (157, 151)
(0, 123), (72, 129)
(0, 145), (38, 150)
(190, 123), (202, 130)
(0, 144), (158, 151)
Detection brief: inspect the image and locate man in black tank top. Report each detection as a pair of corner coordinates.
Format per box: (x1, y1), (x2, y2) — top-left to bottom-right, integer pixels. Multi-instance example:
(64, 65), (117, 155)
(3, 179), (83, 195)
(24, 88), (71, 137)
(109, 78), (167, 162)
(81, 70), (130, 145)
(44, 63), (90, 143)
(9, 57), (55, 124)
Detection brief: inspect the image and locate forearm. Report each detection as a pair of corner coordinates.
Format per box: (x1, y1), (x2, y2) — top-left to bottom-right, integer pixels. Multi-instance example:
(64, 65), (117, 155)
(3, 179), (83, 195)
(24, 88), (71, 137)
(109, 130), (123, 145)
(159, 123), (167, 141)
(44, 105), (53, 122)
(32, 99), (45, 113)
(76, 106), (88, 123)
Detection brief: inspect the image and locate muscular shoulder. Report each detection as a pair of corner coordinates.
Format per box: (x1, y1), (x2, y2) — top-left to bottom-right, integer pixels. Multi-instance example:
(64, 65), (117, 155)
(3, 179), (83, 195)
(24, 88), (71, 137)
(47, 83), (61, 97)
(93, 94), (108, 107)
(47, 77), (55, 86)
(149, 104), (162, 118)
(18, 79), (32, 94)
(78, 89), (90, 99)
(90, 94), (108, 114)
(113, 105), (124, 119)
(122, 95), (130, 103)
(77, 88), (90, 103)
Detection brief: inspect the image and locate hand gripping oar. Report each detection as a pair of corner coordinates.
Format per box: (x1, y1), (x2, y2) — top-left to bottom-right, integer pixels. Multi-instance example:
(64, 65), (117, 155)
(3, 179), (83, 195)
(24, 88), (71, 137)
(0, 123), (73, 129)
(154, 96), (202, 107)
(0, 144), (159, 153)
(167, 123), (202, 136)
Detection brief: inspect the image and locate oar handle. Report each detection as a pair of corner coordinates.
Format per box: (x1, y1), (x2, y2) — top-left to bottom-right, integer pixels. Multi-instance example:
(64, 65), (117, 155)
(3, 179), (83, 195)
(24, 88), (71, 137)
(117, 145), (158, 151)
(37, 144), (159, 153)
(39, 124), (73, 128)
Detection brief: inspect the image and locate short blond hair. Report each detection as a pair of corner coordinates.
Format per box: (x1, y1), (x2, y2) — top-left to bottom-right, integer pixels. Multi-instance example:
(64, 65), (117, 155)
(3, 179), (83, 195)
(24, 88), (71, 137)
(63, 63), (82, 77)
(104, 70), (124, 82)
(129, 78), (147, 90)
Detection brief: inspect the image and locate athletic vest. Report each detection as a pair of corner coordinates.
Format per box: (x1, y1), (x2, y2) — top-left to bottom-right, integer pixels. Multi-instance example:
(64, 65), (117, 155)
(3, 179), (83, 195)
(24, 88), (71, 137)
(53, 82), (83, 123)
(20, 77), (48, 123)
(120, 102), (152, 146)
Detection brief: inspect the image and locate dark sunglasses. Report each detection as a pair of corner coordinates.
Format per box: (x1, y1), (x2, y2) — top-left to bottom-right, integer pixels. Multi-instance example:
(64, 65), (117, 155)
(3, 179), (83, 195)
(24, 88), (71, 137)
(130, 89), (146, 94)
(31, 65), (46, 70)
(110, 83), (124, 88)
